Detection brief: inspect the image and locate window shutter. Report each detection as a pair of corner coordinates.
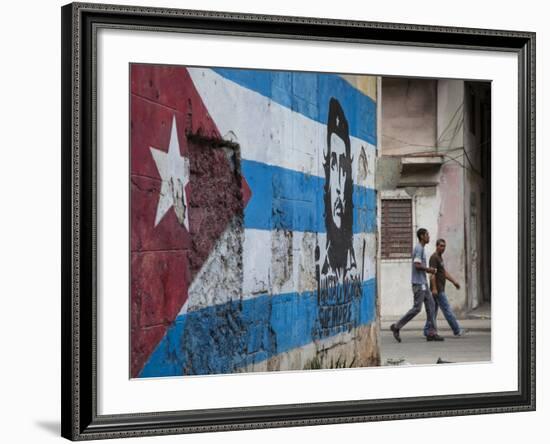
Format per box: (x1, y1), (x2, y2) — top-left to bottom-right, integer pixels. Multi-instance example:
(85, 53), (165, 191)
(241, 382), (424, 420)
(381, 199), (413, 259)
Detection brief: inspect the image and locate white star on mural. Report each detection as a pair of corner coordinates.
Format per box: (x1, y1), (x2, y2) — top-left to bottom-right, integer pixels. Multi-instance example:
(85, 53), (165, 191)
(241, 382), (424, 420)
(150, 116), (190, 230)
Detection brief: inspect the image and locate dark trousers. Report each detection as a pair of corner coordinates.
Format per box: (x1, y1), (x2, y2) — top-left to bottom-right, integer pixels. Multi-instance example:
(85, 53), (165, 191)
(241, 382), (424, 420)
(395, 284), (437, 336)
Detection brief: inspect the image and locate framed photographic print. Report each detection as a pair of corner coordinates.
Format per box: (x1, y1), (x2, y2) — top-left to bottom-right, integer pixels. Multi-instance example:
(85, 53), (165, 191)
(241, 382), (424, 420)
(61, 2), (535, 440)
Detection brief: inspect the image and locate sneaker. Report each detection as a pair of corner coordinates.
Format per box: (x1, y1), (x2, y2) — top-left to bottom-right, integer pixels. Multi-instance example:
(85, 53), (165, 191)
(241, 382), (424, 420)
(390, 324), (401, 343)
(427, 334), (445, 342)
(454, 328), (467, 337)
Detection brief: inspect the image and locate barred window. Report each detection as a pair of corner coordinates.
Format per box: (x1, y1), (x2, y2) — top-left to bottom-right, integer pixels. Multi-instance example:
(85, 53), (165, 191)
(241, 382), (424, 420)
(381, 199), (413, 259)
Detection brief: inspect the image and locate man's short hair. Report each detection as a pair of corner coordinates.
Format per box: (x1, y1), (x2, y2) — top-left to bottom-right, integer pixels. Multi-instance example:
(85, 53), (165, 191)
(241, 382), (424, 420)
(436, 238), (446, 246)
(416, 228), (428, 240)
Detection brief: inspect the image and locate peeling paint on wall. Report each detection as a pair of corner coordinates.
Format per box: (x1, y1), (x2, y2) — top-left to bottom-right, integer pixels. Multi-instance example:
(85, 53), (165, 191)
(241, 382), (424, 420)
(130, 64), (379, 377)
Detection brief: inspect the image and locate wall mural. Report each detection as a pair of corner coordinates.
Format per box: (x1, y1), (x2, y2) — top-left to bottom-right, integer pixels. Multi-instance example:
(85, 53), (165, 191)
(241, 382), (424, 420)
(316, 98), (364, 340)
(130, 64), (378, 377)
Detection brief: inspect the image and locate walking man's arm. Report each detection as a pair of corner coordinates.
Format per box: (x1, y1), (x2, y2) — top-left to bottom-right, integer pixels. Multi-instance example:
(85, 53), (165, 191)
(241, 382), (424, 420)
(429, 256), (438, 295)
(414, 262), (436, 274)
(430, 273), (438, 295)
(445, 270), (460, 290)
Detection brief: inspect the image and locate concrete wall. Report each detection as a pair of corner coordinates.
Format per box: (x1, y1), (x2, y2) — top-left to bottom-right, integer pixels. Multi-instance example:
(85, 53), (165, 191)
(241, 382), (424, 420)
(379, 189), (415, 317)
(382, 78), (437, 156)
(435, 162), (467, 313)
(435, 80), (467, 314)
(379, 187), (442, 318)
(130, 64), (380, 377)
(379, 78), (469, 318)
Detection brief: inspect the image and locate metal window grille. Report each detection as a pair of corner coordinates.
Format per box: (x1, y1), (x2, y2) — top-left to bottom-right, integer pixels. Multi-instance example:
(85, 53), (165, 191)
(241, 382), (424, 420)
(381, 199), (413, 259)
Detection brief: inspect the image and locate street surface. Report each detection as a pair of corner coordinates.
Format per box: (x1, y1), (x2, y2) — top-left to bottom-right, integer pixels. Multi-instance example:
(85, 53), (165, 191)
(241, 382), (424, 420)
(380, 317), (491, 366)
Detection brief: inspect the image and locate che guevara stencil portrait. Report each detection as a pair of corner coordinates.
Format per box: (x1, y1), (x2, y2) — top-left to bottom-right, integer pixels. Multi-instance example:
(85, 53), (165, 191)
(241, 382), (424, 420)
(130, 64), (491, 378)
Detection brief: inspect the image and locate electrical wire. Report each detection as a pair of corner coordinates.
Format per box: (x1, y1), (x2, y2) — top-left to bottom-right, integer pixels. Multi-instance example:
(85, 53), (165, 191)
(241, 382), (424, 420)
(380, 99), (488, 177)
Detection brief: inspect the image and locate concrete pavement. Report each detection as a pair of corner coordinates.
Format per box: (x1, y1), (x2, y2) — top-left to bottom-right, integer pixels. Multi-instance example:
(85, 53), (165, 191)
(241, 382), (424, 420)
(380, 314), (491, 366)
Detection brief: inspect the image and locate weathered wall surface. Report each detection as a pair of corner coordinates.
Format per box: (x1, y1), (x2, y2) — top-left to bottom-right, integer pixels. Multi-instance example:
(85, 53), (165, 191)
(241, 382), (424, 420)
(436, 80), (467, 313)
(130, 64), (379, 377)
(381, 78), (437, 155)
(379, 79), (469, 318)
(379, 187), (441, 317)
(435, 163), (466, 313)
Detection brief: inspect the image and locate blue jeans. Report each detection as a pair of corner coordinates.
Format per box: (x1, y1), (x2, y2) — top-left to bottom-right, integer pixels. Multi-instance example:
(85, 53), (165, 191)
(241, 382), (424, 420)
(395, 285), (437, 336)
(423, 291), (461, 336)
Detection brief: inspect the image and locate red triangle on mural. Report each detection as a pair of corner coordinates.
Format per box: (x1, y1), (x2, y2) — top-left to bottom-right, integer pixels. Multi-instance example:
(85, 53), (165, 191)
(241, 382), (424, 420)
(130, 64), (250, 377)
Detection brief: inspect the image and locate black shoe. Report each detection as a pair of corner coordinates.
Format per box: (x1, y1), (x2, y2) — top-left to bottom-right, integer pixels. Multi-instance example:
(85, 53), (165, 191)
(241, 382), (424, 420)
(390, 324), (401, 343)
(427, 334), (445, 342)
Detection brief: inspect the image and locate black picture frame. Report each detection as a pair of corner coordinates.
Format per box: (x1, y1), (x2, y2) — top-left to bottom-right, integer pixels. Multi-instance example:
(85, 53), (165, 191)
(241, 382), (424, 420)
(61, 2), (536, 440)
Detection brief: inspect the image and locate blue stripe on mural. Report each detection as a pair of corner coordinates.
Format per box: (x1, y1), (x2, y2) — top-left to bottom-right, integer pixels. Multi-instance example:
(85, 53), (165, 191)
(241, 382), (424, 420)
(212, 68), (377, 146)
(138, 278), (377, 377)
(241, 159), (377, 234)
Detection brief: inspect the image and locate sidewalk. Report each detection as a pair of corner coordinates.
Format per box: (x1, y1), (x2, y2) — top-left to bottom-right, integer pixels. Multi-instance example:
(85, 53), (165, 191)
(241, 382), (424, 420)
(379, 304), (492, 366)
(380, 316), (491, 333)
(381, 302), (492, 332)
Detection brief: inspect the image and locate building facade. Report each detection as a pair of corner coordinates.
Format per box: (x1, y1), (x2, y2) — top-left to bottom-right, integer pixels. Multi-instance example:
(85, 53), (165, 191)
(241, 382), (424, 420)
(377, 77), (491, 318)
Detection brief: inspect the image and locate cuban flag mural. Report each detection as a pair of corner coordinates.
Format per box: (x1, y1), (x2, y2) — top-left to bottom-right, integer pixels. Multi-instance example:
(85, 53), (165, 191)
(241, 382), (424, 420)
(130, 64), (378, 378)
